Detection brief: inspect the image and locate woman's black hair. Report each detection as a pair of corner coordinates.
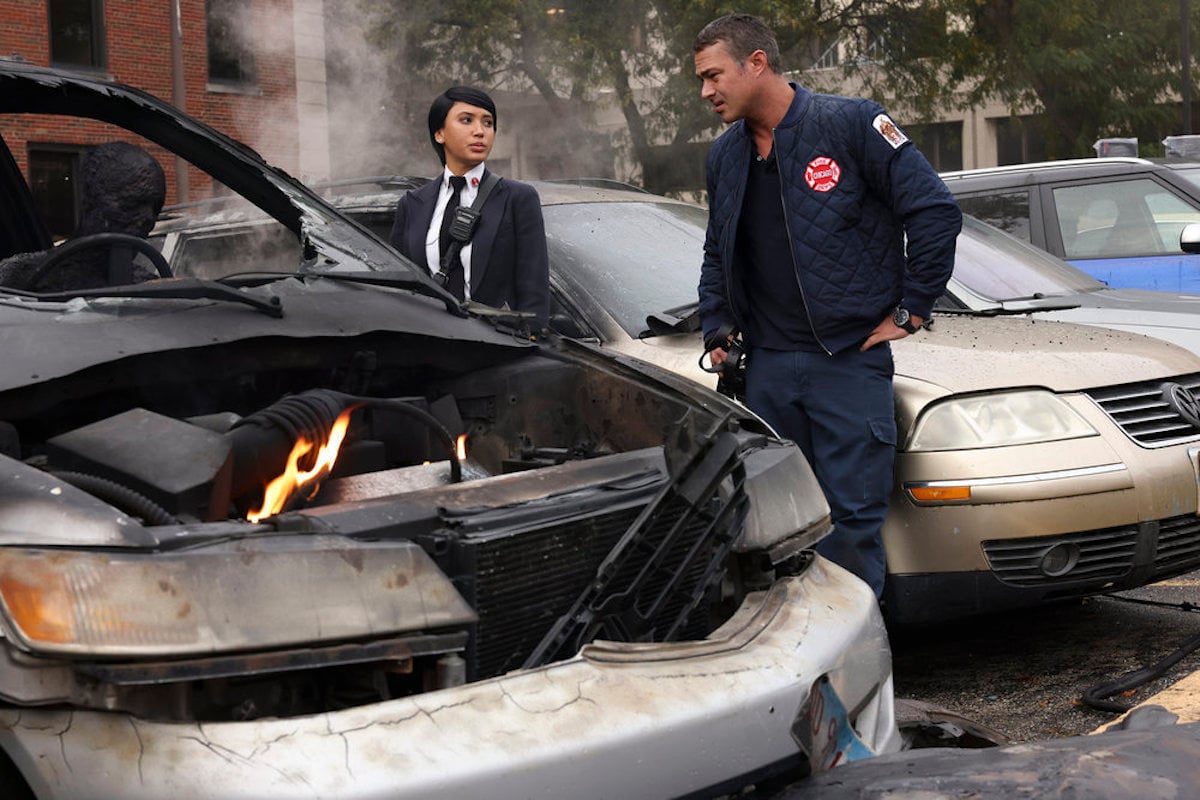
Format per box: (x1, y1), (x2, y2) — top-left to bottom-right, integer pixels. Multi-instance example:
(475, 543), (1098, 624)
(428, 86), (498, 165)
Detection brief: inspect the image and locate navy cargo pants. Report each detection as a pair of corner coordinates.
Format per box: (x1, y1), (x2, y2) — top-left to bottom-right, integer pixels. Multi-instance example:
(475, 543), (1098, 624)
(743, 344), (896, 599)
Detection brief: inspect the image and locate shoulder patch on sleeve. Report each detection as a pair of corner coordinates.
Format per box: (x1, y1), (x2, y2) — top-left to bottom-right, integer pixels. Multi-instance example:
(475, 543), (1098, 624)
(872, 114), (909, 149)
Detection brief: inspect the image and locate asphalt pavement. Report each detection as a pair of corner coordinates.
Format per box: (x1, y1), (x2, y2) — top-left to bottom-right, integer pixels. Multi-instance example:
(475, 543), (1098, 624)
(888, 568), (1200, 742)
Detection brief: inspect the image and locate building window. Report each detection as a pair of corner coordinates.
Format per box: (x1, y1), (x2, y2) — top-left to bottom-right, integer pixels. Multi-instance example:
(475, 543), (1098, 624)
(907, 121), (963, 172)
(995, 117), (1048, 166)
(207, 0), (256, 86)
(48, 0), (106, 69)
(28, 146), (88, 241)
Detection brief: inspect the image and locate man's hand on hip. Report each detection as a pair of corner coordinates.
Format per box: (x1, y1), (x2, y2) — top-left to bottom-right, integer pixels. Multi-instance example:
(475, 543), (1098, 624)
(861, 314), (922, 351)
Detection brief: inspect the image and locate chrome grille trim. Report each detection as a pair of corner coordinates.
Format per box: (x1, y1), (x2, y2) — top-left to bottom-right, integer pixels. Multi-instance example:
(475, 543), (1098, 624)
(1085, 373), (1200, 447)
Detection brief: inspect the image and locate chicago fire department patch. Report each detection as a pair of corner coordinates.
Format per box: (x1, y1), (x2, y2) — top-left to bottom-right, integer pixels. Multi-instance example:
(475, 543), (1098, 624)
(804, 156), (841, 192)
(873, 114), (909, 149)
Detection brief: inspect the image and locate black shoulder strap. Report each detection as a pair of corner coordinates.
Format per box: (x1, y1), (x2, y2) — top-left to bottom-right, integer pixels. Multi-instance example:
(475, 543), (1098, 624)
(470, 172), (501, 213)
(440, 172), (502, 272)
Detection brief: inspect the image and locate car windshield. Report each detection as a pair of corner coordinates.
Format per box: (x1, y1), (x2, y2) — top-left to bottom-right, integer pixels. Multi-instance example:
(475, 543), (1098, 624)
(542, 201), (706, 337)
(954, 216), (1107, 301)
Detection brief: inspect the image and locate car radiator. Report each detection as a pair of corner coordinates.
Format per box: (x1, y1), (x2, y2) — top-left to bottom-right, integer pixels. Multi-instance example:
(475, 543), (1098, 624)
(446, 493), (729, 680)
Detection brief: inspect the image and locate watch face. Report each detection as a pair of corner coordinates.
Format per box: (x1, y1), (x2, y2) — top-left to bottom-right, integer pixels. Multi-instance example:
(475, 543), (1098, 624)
(893, 307), (916, 332)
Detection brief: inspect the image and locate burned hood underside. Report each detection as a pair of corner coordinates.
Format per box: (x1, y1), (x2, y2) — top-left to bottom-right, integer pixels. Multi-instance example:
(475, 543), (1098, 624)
(0, 276), (531, 392)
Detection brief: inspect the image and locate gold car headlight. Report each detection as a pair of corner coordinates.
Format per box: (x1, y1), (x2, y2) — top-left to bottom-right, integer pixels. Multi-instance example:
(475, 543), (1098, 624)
(907, 390), (1097, 452)
(0, 536), (476, 658)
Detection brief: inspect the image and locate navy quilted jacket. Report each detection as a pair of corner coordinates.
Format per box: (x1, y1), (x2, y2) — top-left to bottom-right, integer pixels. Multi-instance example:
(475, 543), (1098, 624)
(698, 84), (961, 354)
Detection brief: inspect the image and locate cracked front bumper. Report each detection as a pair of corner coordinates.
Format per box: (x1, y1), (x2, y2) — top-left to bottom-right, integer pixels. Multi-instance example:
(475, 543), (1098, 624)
(0, 557), (898, 799)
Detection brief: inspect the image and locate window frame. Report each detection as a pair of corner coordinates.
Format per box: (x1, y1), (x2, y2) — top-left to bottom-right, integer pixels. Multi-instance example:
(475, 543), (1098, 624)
(206, 0), (258, 89)
(47, 0), (107, 71)
(27, 143), (92, 241)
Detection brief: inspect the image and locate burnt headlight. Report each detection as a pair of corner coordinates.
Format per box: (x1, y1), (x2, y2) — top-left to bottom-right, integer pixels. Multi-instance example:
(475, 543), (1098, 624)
(734, 442), (832, 559)
(0, 536), (475, 658)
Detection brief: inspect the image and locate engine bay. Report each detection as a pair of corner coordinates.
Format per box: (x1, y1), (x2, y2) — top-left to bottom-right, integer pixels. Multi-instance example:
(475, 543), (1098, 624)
(0, 331), (773, 722)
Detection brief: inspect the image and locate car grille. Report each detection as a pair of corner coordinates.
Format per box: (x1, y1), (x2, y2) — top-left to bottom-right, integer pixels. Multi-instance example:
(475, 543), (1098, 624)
(983, 525), (1138, 585)
(458, 497), (720, 680)
(983, 513), (1200, 588)
(1157, 515), (1200, 573)
(1085, 373), (1200, 447)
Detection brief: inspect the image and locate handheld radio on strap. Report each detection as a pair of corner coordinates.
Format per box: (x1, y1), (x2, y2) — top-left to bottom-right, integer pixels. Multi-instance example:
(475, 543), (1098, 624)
(438, 172), (501, 275)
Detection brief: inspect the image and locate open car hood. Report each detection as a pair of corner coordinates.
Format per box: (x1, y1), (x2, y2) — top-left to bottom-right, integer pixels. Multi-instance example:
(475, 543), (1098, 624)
(0, 60), (437, 292)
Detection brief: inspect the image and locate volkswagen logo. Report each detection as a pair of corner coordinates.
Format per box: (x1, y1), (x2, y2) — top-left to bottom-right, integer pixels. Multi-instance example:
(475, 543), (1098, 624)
(1162, 382), (1200, 430)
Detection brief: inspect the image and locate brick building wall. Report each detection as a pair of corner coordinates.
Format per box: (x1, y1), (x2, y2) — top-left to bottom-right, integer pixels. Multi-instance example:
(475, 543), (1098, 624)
(0, 0), (305, 206)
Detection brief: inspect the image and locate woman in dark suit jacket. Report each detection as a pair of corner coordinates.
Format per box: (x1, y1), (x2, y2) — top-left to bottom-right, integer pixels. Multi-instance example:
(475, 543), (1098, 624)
(388, 86), (550, 331)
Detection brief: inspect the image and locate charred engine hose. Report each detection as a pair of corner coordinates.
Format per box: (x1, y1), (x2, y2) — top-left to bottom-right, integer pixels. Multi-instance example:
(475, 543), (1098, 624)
(359, 396), (463, 484)
(229, 389), (462, 488)
(49, 470), (179, 526)
(1081, 594), (1200, 712)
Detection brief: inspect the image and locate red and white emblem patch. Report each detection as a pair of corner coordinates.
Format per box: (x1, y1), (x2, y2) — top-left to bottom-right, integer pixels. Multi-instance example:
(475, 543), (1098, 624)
(804, 156), (841, 192)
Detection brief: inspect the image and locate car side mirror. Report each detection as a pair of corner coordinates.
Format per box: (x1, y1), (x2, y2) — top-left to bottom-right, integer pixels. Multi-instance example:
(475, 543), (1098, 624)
(1180, 222), (1200, 254)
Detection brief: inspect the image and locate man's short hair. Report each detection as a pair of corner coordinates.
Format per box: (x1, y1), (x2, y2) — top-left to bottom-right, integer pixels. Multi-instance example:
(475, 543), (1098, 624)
(427, 86), (498, 165)
(693, 13), (782, 73)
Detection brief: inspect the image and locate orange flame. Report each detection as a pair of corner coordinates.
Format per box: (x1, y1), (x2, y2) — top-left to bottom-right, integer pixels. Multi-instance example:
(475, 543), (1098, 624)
(247, 409), (354, 522)
(456, 433), (468, 461)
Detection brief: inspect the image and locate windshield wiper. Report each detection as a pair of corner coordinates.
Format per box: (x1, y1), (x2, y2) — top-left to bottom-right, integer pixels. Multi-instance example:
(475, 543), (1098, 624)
(8, 277), (284, 317)
(222, 270), (467, 316)
(937, 298), (1082, 317)
(640, 301), (701, 338)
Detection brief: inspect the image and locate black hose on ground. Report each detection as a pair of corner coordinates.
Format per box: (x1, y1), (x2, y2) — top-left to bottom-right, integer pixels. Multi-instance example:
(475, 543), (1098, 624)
(1080, 593), (1200, 712)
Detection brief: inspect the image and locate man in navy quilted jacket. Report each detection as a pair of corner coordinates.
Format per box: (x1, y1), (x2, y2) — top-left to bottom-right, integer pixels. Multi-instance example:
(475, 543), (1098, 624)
(693, 13), (961, 600)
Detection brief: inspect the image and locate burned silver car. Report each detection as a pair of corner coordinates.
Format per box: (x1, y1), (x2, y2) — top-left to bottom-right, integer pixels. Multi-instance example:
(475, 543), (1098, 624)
(0, 62), (899, 797)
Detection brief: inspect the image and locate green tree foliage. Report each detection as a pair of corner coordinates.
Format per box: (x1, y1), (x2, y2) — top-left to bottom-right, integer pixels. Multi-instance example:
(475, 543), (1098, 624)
(835, 0), (1193, 158)
(352, 0), (831, 192)
(351, 1), (1195, 181)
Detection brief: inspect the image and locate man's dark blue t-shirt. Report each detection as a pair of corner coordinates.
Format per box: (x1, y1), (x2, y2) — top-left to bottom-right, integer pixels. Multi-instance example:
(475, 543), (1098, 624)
(735, 150), (820, 352)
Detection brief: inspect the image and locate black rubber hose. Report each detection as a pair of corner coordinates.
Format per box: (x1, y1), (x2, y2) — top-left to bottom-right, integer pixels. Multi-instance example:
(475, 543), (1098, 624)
(1080, 630), (1200, 712)
(230, 389), (462, 485)
(358, 396), (463, 483)
(49, 470), (179, 526)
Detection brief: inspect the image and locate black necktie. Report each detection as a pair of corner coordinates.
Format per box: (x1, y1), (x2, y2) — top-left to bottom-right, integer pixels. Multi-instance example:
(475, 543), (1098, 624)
(439, 175), (467, 300)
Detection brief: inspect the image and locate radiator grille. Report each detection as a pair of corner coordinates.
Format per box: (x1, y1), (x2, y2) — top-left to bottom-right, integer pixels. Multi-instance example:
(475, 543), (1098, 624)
(463, 498), (718, 679)
(1086, 373), (1200, 446)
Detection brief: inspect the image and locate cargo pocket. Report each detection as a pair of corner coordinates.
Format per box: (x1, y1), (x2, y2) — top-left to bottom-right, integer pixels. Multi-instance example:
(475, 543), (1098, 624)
(868, 416), (896, 448)
(865, 415), (897, 501)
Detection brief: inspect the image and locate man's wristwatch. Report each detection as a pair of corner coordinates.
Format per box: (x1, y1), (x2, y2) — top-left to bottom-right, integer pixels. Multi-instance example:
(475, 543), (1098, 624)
(892, 306), (920, 334)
